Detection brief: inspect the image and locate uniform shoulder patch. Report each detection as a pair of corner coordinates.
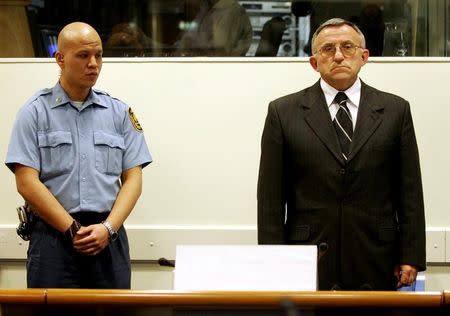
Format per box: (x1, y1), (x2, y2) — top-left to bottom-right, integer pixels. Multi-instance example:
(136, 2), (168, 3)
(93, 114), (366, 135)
(128, 107), (143, 132)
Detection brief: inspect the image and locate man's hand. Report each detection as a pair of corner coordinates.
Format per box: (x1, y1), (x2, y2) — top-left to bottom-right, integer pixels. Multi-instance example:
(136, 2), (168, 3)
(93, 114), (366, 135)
(394, 264), (418, 288)
(73, 224), (109, 256)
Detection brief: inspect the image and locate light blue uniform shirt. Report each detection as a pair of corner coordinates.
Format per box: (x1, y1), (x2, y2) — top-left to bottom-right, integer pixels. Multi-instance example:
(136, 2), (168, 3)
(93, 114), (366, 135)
(5, 82), (152, 214)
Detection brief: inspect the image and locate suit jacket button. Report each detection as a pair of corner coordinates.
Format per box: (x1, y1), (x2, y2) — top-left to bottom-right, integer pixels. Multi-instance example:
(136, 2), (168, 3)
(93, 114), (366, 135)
(319, 242), (329, 252)
(339, 168), (345, 175)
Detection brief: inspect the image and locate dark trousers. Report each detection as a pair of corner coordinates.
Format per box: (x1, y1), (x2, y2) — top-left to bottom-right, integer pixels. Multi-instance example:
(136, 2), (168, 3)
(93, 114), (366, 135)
(27, 212), (131, 289)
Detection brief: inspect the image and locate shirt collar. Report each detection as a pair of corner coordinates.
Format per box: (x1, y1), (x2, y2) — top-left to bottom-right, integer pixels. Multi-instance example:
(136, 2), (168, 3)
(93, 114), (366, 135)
(50, 82), (108, 109)
(320, 78), (361, 108)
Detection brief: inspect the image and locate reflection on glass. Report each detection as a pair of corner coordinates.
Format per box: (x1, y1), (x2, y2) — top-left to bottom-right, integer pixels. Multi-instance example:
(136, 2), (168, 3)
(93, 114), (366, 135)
(358, 3), (384, 56)
(383, 21), (409, 56)
(104, 23), (147, 57)
(175, 0), (253, 56)
(447, 1), (450, 56)
(0, 0), (447, 57)
(242, 1), (297, 56)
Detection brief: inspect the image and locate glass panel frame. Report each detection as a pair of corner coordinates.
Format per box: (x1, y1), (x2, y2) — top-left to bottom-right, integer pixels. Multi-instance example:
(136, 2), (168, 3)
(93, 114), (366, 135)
(0, 0), (448, 57)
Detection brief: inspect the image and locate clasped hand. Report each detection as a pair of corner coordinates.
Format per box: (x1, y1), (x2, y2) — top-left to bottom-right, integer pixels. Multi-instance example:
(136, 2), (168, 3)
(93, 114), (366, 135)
(394, 264), (418, 288)
(72, 224), (109, 256)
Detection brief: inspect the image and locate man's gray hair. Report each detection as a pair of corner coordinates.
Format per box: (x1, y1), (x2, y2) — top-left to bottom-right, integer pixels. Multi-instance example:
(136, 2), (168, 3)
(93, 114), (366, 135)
(311, 18), (366, 53)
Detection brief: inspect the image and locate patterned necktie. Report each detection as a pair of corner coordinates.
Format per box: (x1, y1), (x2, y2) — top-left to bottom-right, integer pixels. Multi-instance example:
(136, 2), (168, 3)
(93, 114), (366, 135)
(333, 92), (353, 160)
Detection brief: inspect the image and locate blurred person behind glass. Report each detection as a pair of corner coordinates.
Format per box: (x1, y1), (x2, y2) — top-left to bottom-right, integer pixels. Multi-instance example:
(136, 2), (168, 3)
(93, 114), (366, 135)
(293, 0), (386, 56)
(176, 0), (252, 56)
(104, 22), (160, 57)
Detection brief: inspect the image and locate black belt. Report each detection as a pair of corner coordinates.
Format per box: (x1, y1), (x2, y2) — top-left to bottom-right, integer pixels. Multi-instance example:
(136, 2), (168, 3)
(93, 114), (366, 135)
(71, 212), (110, 226)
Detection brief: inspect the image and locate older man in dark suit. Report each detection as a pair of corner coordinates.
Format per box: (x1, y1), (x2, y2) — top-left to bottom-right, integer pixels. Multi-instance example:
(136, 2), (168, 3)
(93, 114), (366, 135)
(257, 18), (425, 290)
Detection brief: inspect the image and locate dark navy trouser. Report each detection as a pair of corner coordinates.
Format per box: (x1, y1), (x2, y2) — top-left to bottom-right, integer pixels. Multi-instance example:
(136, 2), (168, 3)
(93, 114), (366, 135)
(27, 212), (131, 289)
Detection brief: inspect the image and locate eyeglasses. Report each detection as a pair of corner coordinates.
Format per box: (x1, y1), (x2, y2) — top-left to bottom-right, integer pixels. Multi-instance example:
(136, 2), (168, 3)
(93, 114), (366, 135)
(315, 42), (363, 58)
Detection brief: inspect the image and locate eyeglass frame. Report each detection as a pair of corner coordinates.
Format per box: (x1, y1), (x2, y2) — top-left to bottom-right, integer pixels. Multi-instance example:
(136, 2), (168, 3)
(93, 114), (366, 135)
(314, 41), (364, 58)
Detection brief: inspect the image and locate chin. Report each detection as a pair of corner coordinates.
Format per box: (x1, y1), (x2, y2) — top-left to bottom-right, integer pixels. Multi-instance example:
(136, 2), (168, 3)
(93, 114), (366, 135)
(84, 79), (98, 87)
(330, 74), (352, 83)
(326, 73), (352, 84)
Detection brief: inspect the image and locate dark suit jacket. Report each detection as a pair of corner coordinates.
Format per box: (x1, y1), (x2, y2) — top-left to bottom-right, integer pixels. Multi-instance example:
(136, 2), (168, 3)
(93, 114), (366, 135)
(257, 80), (426, 290)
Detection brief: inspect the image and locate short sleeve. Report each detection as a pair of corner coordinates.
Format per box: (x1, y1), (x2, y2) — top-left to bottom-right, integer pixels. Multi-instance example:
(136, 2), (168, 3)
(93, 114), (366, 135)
(5, 105), (40, 173)
(121, 106), (152, 171)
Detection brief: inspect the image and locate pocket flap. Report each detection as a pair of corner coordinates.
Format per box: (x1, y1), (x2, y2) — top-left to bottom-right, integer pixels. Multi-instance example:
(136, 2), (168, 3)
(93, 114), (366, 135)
(290, 225), (311, 241)
(94, 131), (125, 149)
(38, 131), (72, 148)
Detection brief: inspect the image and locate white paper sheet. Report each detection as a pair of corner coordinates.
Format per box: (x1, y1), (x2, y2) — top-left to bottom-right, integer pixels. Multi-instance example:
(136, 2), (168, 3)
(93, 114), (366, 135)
(173, 245), (317, 291)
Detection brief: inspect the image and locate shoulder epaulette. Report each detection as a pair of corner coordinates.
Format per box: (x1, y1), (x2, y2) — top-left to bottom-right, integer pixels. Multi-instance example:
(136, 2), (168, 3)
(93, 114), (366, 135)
(92, 88), (110, 96)
(92, 88), (127, 108)
(25, 88), (52, 104)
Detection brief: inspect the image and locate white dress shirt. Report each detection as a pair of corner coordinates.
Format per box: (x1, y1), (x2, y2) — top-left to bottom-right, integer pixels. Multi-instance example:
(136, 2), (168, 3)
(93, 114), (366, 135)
(320, 78), (362, 130)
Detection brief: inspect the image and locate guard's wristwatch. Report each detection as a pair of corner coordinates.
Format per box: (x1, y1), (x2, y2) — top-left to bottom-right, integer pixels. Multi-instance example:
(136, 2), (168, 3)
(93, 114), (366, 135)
(102, 221), (118, 241)
(64, 220), (81, 241)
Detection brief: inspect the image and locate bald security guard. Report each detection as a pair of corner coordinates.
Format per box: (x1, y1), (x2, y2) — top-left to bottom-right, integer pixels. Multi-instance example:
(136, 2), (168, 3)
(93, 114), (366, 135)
(5, 22), (152, 288)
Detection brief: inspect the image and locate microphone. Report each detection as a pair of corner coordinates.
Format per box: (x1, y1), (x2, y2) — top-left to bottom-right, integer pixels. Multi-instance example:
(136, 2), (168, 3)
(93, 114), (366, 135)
(318, 242), (329, 262)
(158, 257), (175, 267)
(280, 298), (301, 316)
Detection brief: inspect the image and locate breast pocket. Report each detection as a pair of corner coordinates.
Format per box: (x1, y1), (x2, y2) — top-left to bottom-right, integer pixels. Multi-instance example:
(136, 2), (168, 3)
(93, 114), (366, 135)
(287, 225), (311, 243)
(38, 131), (74, 177)
(94, 131), (125, 176)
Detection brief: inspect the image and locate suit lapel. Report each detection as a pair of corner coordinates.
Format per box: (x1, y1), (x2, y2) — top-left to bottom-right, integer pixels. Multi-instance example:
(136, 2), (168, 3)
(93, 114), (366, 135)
(347, 82), (384, 161)
(303, 81), (345, 165)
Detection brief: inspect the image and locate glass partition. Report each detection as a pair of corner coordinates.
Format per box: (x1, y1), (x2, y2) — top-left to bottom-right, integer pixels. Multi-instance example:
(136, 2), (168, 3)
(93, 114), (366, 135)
(0, 0), (448, 57)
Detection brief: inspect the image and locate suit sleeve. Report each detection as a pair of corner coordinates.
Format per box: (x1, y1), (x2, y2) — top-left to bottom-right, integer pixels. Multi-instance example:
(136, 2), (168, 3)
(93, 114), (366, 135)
(398, 101), (426, 271)
(257, 102), (286, 244)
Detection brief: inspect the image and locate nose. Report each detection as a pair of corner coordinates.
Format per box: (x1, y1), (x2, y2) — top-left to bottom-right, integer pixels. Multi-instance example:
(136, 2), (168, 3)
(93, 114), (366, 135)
(88, 55), (98, 68)
(333, 46), (345, 61)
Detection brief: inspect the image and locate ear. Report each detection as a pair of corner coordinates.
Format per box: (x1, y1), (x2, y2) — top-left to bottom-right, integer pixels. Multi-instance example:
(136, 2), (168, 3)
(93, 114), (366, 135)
(309, 55), (319, 72)
(55, 52), (64, 66)
(360, 49), (369, 66)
